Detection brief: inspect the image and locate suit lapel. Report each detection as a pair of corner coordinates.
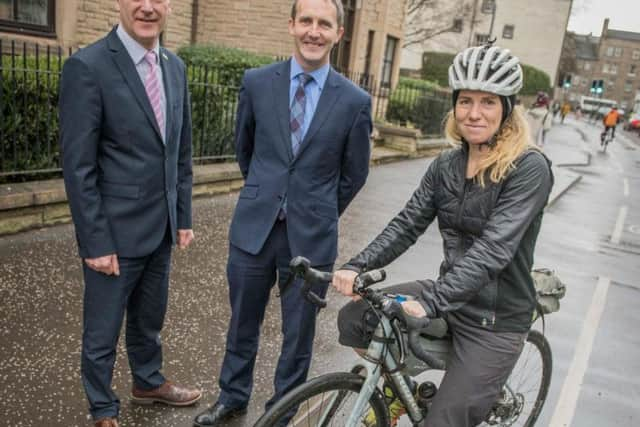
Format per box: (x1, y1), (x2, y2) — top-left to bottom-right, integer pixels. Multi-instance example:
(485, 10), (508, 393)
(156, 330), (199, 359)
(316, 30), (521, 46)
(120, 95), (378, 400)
(107, 29), (164, 143)
(160, 48), (172, 145)
(292, 68), (342, 163)
(273, 60), (294, 160)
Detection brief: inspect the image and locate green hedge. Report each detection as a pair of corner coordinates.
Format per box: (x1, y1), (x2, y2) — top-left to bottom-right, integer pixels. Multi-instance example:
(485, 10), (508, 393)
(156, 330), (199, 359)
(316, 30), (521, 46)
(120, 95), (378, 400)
(1, 56), (62, 178)
(1, 44), (274, 181)
(177, 44), (273, 87)
(421, 51), (551, 96)
(177, 45), (275, 159)
(386, 77), (451, 136)
(520, 64), (551, 96)
(421, 52), (455, 87)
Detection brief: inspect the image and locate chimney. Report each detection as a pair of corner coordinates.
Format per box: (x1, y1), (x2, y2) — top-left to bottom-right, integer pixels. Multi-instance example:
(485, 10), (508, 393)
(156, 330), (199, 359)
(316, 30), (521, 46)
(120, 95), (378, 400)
(602, 18), (609, 37)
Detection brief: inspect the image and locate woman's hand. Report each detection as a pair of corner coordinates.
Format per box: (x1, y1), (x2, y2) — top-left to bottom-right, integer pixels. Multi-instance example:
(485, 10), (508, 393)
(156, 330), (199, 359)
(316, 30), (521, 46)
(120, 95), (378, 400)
(332, 269), (359, 299)
(401, 300), (427, 318)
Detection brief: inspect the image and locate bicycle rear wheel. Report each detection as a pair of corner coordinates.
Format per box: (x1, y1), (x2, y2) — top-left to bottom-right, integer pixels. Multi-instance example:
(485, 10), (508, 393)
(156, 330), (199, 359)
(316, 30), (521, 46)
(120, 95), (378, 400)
(482, 330), (552, 427)
(253, 372), (389, 427)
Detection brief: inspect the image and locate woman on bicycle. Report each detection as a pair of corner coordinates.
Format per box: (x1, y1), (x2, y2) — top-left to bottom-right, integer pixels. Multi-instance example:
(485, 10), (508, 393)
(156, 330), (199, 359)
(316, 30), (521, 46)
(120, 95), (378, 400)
(332, 44), (554, 427)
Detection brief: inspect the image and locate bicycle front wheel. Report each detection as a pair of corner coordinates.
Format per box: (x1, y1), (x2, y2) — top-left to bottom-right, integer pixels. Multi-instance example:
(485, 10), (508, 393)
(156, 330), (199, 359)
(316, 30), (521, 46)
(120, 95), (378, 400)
(482, 330), (552, 427)
(254, 372), (390, 427)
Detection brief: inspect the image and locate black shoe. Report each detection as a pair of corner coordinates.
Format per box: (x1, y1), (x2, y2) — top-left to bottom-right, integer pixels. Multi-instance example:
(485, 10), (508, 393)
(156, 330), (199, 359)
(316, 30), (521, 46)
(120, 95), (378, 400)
(193, 402), (247, 426)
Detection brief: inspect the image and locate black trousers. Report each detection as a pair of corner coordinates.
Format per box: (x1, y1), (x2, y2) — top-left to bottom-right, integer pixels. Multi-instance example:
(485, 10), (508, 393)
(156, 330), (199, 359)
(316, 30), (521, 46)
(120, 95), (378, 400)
(337, 281), (527, 427)
(218, 219), (332, 410)
(81, 228), (172, 420)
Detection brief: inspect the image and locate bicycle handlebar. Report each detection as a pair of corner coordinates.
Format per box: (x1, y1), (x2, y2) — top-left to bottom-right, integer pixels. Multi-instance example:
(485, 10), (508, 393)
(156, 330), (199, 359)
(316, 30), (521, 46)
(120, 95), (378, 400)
(284, 256), (446, 370)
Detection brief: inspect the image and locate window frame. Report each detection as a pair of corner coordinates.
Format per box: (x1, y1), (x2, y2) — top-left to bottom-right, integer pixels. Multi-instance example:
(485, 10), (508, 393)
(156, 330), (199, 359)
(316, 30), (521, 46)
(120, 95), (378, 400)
(330, 0), (356, 72)
(0, 0), (56, 37)
(475, 33), (489, 45)
(452, 18), (463, 33)
(481, 0), (495, 14)
(380, 35), (398, 89)
(502, 24), (514, 39)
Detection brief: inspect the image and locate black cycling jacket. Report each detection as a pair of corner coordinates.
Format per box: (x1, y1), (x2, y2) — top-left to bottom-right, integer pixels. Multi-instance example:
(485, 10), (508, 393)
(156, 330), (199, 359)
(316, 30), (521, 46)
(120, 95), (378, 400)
(344, 143), (554, 332)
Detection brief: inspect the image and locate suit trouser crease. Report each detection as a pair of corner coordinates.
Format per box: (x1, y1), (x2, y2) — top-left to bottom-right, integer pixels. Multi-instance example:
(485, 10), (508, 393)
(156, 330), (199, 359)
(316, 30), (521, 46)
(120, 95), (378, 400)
(218, 220), (330, 409)
(81, 232), (171, 419)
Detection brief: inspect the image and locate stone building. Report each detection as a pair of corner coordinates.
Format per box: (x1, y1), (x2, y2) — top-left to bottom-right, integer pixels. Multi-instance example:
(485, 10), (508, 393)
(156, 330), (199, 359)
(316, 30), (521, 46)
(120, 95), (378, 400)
(560, 19), (640, 112)
(401, 0), (572, 86)
(0, 0), (408, 88)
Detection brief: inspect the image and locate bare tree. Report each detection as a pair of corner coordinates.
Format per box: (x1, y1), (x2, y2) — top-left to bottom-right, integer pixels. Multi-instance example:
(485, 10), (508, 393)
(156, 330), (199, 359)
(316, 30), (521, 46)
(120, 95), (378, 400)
(403, 0), (474, 48)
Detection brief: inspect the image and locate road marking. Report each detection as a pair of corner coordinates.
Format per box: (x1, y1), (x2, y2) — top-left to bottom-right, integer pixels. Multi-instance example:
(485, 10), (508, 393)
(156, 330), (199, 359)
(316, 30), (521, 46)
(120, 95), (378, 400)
(549, 276), (611, 427)
(611, 206), (628, 244)
(623, 178), (629, 197)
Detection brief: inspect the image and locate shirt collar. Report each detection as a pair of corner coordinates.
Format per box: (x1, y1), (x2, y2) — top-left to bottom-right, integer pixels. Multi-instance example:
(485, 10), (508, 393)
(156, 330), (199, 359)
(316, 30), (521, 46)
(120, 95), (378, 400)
(290, 57), (330, 90)
(116, 24), (160, 66)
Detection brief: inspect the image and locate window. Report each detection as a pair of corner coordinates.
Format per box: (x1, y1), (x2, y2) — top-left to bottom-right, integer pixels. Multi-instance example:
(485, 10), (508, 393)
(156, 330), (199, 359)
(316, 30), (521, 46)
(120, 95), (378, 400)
(584, 62), (591, 71)
(381, 36), (398, 88)
(630, 64), (637, 76)
(633, 50), (640, 60)
(611, 64), (618, 74)
(360, 30), (375, 89)
(475, 33), (489, 45)
(452, 18), (463, 33)
(330, 0), (356, 71)
(614, 47), (623, 57)
(606, 46), (614, 56)
(502, 25), (514, 39)
(0, 0), (55, 36)
(624, 81), (632, 92)
(602, 63), (610, 73)
(481, 0), (495, 13)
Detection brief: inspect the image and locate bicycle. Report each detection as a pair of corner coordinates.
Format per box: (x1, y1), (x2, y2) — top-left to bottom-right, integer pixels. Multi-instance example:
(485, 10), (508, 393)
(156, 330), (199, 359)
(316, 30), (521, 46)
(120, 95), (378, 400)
(254, 257), (552, 427)
(600, 127), (614, 152)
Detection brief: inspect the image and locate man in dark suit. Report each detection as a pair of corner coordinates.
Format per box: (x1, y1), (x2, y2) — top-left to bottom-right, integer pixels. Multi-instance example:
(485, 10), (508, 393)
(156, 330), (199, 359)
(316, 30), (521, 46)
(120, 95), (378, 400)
(60, 1), (201, 426)
(193, 0), (372, 425)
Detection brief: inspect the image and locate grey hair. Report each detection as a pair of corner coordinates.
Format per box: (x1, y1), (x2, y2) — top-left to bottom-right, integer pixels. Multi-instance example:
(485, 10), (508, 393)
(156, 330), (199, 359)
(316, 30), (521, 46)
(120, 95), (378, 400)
(290, 0), (344, 28)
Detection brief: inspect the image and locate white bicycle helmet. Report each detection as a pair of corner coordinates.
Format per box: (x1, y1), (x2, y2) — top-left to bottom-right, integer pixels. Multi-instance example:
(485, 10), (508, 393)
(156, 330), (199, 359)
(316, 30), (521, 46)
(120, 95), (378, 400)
(448, 44), (523, 96)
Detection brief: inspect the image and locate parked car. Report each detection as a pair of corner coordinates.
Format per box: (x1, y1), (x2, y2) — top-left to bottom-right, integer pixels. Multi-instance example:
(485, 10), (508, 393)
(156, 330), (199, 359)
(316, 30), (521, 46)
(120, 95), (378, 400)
(624, 113), (640, 132)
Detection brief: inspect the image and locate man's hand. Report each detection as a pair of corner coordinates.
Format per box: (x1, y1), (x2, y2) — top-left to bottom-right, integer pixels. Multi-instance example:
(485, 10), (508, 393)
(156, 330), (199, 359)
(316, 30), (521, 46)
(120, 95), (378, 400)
(401, 300), (427, 318)
(177, 229), (195, 249)
(332, 269), (359, 300)
(85, 254), (120, 276)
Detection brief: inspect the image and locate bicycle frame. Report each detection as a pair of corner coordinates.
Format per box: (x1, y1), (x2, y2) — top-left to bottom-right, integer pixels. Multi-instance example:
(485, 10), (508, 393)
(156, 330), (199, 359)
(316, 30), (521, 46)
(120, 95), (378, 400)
(343, 315), (425, 426)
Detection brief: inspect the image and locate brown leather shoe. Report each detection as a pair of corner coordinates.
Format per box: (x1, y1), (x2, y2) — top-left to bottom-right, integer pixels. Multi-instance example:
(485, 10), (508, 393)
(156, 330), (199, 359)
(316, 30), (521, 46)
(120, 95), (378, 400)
(131, 380), (202, 406)
(94, 417), (119, 427)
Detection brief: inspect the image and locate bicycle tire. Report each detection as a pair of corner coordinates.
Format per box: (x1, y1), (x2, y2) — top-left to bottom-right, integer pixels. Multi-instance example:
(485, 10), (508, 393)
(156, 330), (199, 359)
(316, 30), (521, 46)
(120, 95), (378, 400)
(482, 330), (552, 427)
(254, 372), (390, 427)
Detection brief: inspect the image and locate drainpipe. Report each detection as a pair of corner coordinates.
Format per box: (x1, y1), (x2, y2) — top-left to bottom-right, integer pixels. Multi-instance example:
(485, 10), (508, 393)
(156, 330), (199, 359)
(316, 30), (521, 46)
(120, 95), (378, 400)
(190, 0), (199, 45)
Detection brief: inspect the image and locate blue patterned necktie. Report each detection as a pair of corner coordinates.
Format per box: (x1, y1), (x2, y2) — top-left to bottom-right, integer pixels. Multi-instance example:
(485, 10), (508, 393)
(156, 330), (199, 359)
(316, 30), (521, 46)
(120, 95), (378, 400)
(279, 73), (313, 220)
(290, 73), (313, 156)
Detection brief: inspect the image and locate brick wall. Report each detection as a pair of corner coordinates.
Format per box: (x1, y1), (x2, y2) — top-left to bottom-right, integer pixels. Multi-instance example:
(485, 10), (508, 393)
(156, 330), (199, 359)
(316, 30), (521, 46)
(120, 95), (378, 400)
(74, 0), (191, 49)
(196, 0), (292, 57)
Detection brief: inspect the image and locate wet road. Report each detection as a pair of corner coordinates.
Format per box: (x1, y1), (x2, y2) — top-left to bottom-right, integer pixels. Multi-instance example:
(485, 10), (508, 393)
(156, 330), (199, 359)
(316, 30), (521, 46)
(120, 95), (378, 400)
(1, 118), (639, 426)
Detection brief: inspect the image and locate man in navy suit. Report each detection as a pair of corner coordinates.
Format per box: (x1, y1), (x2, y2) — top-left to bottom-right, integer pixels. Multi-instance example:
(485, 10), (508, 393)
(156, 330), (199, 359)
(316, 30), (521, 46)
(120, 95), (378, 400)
(60, 1), (201, 426)
(194, 0), (372, 425)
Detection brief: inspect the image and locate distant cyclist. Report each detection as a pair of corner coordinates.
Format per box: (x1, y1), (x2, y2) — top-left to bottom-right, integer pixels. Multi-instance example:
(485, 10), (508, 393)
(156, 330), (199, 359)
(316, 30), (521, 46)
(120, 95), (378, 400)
(602, 106), (620, 144)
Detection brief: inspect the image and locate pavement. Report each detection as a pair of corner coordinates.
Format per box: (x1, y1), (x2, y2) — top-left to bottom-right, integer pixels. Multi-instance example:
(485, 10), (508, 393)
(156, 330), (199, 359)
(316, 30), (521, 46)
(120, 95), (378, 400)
(0, 119), (599, 427)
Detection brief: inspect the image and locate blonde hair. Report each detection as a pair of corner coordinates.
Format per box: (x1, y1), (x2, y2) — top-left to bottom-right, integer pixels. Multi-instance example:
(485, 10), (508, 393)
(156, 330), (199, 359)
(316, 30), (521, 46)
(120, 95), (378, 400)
(444, 105), (539, 187)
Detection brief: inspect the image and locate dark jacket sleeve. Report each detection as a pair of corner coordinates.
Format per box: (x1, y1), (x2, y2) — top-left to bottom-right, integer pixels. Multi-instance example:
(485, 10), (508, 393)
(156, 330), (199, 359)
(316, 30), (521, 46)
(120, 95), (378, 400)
(419, 152), (553, 317)
(59, 56), (115, 258)
(343, 155), (440, 272)
(177, 62), (193, 230)
(338, 96), (372, 215)
(235, 72), (255, 179)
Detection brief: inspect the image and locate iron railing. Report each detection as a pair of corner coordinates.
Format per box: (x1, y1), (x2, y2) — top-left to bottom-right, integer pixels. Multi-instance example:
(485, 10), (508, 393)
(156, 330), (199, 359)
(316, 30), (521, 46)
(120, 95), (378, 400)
(1, 39), (450, 181)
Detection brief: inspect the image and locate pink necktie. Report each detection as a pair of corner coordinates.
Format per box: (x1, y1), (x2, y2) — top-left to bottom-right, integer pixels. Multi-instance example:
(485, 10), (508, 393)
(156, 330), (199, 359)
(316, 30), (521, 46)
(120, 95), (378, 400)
(143, 51), (165, 139)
